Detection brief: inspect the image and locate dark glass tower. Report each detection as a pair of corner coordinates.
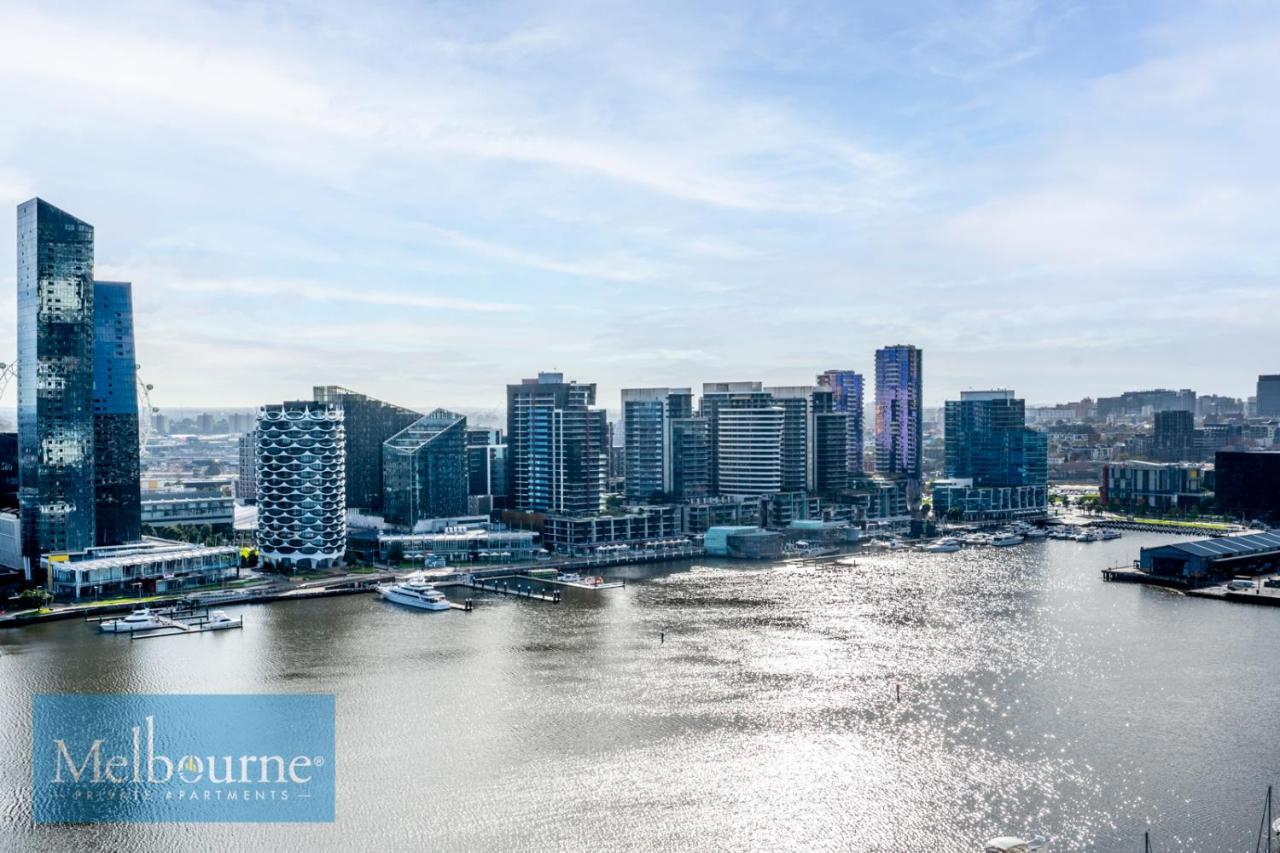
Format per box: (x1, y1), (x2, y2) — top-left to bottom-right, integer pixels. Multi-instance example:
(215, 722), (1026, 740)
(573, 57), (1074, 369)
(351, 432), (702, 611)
(944, 391), (1028, 487)
(313, 386), (419, 513)
(382, 410), (469, 526)
(17, 199), (97, 564)
(92, 281), (141, 546)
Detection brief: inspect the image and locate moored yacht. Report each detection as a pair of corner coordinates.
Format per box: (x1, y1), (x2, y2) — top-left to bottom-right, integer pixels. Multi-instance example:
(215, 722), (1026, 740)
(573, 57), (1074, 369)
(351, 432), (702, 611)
(924, 537), (961, 553)
(99, 608), (164, 633)
(991, 532), (1023, 547)
(204, 610), (242, 630)
(378, 574), (452, 611)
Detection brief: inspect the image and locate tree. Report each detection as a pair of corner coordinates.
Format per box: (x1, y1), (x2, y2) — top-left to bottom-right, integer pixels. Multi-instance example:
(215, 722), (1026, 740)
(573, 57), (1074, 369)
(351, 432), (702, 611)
(946, 507), (964, 522)
(386, 541), (405, 566)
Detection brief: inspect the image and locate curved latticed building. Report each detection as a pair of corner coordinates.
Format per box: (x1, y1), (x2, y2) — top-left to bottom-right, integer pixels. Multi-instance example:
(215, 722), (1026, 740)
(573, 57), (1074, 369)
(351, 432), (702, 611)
(255, 401), (346, 570)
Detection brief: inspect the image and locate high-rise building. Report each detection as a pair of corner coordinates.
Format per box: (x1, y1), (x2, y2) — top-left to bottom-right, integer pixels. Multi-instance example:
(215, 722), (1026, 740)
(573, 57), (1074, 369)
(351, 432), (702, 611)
(765, 386), (818, 493)
(465, 428), (507, 499)
(620, 387), (692, 503)
(874, 345), (923, 488)
(1152, 409), (1196, 461)
(382, 410), (468, 527)
(817, 369), (865, 474)
(700, 382), (779, 495)
(937, 389), (1048, 522)
(313, 386), (420, 513)
(1257, 375), (1280, 418)
(17, 199), (97, 564)
(670, 416), (711, 500)
(236, 430), (258, 502)
(91, 281), (141, 546)
(256, 401), (346, 570)
(699, 383), (785, 497)
(812, 393), (851, 495)
(506, 372), (608, 515)
(944, 391), (1033, 487)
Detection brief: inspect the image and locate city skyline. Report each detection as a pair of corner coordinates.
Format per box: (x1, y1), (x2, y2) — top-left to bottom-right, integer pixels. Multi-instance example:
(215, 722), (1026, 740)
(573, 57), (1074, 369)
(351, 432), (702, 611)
(1, 2), (1277, 409)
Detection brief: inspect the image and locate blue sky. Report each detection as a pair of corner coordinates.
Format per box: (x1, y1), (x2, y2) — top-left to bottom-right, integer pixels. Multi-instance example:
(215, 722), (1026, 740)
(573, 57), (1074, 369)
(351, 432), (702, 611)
(0, 0), (1275, 410)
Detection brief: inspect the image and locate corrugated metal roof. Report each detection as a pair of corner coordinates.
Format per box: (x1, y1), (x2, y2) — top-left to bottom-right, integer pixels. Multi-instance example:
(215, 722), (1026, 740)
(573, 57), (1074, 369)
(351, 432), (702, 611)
(1149, 531), (1280, 561)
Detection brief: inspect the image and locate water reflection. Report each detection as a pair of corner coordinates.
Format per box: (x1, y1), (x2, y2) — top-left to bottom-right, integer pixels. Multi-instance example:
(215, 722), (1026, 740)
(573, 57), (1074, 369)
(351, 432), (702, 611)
(1, 534), (1277, 851)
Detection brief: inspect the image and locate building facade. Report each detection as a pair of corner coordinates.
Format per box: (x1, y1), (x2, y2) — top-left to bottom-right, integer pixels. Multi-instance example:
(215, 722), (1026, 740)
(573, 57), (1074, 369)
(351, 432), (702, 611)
(236, 429), (258, 502)
(670, 416), (712, 500)
(1152, 409), (1196, 461)
(874, 345), (923, 492)
(1214, 451), (1280, 519)
(939, 389), (1048, 521)
(382, 409), (469, 527)
(1099, 461), (1214, 511)
(817, 369), (865, 474)
(17, 199), (98, 566)
(256, 402), (347, 570)
(1257, 375), (1280, 419)
(312, 386), (419, 513)
(621, 387), (692, 503)
(91, 280), (141, 547)
(505, 373), (608, 516)
(700, 382), (782, 496)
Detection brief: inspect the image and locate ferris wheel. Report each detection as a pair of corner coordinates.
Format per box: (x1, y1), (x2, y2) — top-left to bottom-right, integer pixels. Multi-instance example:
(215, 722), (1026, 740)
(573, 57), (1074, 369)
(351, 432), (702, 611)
(0, 359), (157, 453)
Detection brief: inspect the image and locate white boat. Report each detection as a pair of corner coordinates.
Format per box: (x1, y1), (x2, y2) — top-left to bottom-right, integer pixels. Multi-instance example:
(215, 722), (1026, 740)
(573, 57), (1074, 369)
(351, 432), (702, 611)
(1022, 528), (1048, 539)
(99, 608), (165, 633)
(963, 533), (992, 546)
(378, 575), (452, 611)
(1100, 529), (1122, 540)
(1074, 530), (1101, 542)
(985, 835), (1048, 852)
(204, 610), (242, 630)
(557, 572), (586, 583)
(991, 533), (1023, 547)
(924, 538), (961, 553)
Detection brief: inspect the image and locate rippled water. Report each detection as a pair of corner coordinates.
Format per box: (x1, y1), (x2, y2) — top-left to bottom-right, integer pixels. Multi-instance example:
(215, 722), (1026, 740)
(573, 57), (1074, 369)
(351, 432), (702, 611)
(2, 533), (1277, 851)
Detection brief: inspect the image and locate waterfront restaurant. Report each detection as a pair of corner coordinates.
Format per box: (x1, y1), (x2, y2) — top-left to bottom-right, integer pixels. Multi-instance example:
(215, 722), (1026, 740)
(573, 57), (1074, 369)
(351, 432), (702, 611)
(1139, 531), (1280, 584)
(44, 539), (241, 599)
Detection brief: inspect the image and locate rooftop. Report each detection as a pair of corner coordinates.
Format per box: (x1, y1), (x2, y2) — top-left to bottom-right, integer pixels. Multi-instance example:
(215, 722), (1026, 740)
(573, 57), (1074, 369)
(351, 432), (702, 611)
(1145, 531), (1280, 561)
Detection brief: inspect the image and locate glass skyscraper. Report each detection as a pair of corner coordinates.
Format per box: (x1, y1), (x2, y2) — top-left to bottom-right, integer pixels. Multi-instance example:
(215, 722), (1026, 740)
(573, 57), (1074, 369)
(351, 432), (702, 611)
(17, 199), (97, 563)
(91, 281), (141, 546)
(943, 391), (1029, 487)
(313, 386), (419, 513)
(874, 345), (923, 486)
(382, 409), (468, 527)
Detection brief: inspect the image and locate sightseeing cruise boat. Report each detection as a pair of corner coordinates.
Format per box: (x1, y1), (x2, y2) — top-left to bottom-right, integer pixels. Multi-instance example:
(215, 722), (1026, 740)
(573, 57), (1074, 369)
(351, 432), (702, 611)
(99, 608), (165, 633)
(378, 574), (452, 611)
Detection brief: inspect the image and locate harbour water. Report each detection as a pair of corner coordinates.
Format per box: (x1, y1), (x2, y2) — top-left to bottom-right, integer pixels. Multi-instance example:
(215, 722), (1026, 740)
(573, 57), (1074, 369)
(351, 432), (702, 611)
(2, 533), (1277, 851)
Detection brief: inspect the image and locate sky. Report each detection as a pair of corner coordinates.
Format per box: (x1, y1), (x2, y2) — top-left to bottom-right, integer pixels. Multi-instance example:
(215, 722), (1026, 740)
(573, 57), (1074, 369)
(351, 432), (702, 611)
(0, 0), (1276, 412)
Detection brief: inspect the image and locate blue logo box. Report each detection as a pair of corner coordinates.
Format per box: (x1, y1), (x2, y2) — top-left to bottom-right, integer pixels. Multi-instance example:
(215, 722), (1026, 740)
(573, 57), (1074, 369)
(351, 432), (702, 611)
(33, 693), (335, 824)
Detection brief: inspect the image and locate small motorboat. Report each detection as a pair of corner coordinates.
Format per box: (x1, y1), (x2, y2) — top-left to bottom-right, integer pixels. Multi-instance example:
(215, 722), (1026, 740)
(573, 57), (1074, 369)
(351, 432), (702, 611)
(991, 533), (1023, 547)
(204, 610), (242, 630)
(99, 608), (164, 633)
(1100, 529), (1121, 540)
(924, 538), (961, 553)
(1022, 528), (1048, 539)
(557, 572), (586, 583)
(984, 834), (1048, 852)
